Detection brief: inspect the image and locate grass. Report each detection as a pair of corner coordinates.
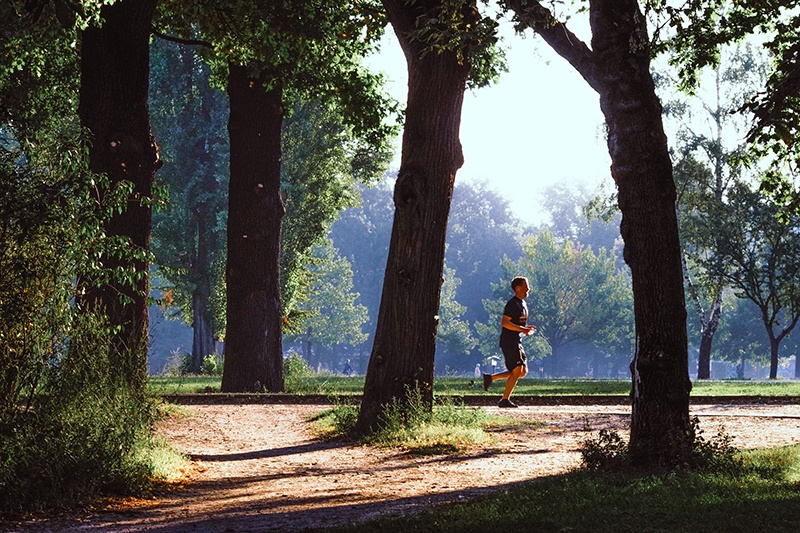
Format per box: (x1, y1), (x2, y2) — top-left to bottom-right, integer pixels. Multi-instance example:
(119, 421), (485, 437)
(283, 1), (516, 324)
(318, 445), (800, 532)
(148, 375), (800, 397)
(310, 392), (541, 454)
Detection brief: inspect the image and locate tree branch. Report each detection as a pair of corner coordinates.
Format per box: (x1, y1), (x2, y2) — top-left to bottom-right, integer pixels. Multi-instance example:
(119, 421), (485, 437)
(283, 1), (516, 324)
(152, 30), (213, 49)
(505, 0), (601, 93)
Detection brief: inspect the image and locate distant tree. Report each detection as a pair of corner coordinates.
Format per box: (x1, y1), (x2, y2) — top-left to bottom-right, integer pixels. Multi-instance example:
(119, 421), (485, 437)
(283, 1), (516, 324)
(446, 180), (526, 328)
(713, 294), (770, 379)
(285, 240), (368, 371)
(698, 180), (800, 379)
(149, 40), (228, 373)
(660, 43), (768, 379)
(328, 180), (396, 345)
(481, 230), (631, 377)
(435, 265), (478, 374)
(540, 183), (622, 263)
(281, 99), (392, 326)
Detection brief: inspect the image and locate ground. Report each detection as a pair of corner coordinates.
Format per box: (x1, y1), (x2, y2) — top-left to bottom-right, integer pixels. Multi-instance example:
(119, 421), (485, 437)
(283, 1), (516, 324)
(5, 401), (800, 532)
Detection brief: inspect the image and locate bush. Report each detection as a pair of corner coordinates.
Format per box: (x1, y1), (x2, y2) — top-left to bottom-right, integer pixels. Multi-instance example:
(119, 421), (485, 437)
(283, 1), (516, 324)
(0, 314), (162, 516)
(284, 351), (313, 393)
(579, 417), (740, 472)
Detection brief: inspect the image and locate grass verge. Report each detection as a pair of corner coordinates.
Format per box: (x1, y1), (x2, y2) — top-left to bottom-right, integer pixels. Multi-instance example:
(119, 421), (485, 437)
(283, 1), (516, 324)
(311, 391), (541, 454)
(318, 445), (800, 532)
(148, 376), (800, 397)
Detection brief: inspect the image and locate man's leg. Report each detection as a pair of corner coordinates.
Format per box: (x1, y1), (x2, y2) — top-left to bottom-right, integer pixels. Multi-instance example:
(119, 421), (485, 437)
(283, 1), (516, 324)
(501, 364), (528, 400)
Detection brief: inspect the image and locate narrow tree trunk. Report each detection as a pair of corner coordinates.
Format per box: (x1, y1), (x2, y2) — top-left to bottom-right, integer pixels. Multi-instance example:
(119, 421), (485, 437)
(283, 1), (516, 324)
(189, 62), (221, 374)
(590, 1), (692, 467)
(221, 64), (285, 392)
(769, 337), (780, 380)
(355, 0), (472, 434)
(77, 0), (158, 392)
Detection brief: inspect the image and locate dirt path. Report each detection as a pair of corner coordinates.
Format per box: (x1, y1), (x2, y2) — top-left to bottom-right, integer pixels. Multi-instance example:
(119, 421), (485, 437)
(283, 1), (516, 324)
(5, 402), (800, 533)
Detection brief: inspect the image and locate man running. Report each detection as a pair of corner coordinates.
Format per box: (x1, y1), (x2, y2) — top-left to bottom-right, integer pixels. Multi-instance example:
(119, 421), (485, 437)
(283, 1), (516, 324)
(483, 276), (536, 408)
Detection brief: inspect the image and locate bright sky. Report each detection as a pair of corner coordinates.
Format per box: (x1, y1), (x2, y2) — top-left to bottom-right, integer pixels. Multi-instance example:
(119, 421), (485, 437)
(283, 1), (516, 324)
(366, 19), (613, 227)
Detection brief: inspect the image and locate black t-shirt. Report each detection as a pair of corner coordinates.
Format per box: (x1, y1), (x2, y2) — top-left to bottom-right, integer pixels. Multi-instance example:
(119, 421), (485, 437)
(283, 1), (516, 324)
(499, 296), (528, 346)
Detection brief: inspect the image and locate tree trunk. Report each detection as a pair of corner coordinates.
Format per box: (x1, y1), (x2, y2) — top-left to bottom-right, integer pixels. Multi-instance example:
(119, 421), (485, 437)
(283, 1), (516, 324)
(508, 0), (693, 466)
(769, 336), (780, 380)
(589, 1), (692, 467)
(355, 0), (472, 434)
(77, 0), (158, 392)
(221, 64), (285, 392)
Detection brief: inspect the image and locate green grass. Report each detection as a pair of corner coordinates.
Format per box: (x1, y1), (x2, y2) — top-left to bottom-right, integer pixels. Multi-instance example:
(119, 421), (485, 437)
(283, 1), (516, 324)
(148, 376), (800, 397)
(318, 445), (800, 532)
(310, 392), (541, 454)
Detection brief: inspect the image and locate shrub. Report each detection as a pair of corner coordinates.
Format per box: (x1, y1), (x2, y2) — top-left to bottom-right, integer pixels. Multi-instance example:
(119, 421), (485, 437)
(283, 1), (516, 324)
(0, 313), (161, 515)
(579, 417), (740, 472)
(284, 351), (313, 393)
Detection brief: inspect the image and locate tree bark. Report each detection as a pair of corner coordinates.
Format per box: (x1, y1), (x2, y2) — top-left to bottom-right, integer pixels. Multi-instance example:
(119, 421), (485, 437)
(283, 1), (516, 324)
(77, 0), (159, 392)
(355, 0), (472, 434)
(221, 64), (285, 392)
(508, 0), (692, 468)
(592, 0), (691, 468)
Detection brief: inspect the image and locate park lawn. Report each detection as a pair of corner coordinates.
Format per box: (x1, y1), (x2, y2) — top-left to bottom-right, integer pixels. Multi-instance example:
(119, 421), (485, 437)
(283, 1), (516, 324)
(148, 376), (800, 397)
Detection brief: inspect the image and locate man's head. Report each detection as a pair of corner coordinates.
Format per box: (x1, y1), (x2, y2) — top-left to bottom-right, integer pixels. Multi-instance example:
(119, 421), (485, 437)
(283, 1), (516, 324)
(511, 276), (529, 298)
(511, 276), (527, 290)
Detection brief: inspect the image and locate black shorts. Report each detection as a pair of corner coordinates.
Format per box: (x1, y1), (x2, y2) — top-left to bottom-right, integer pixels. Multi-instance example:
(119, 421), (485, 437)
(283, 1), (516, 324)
(500, 342), (526, 371)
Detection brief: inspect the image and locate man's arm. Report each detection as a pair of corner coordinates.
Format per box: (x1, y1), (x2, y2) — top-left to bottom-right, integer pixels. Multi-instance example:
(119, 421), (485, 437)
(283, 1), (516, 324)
(501, 315), (534, 334)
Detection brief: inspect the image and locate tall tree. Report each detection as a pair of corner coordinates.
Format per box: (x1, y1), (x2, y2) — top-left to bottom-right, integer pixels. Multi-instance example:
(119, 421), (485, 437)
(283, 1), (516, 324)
(355, 0), (501, 433)
(78, 0), (160, 391)
(660, 43), (768, 379)
(660, 1), (800, 212)
(156, 1), (397, 392)
(507, 0), (691, 467)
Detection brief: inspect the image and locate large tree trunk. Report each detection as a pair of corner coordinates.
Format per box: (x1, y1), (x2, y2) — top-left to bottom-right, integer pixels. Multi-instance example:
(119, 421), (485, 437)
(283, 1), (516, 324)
(508, 0), (692, 468)
(354, 0), (473, 434)
(77, 0), (158, 392)
(591, 1), (691, 467)
(221, 64), (285, 392)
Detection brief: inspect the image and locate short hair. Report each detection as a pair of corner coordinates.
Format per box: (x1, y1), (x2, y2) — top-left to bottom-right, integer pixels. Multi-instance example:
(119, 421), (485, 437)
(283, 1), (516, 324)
(510, 276), (528, 290)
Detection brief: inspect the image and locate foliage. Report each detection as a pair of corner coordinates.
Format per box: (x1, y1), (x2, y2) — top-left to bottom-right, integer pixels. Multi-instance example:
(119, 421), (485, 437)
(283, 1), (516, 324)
(284, 241), (369, 367)
(0, 314), (163, 515)
(155, 0), (400, 147)
(149, 39), (229, 341)
(283, 351), (314, 393)
(435, 266), (478, 370)
(580, 416), (738, 473)
(281, 98), (392, 324)
(653, 0), (800, 212)
(477, 230), (633, 376)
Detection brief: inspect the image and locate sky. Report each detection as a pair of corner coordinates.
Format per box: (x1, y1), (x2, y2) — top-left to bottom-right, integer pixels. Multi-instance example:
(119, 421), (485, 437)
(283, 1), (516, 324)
(365, 18), (613, 227)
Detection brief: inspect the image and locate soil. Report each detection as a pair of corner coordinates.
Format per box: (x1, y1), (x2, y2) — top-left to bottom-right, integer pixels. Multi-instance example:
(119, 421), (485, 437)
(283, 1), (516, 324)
(4, 401), (800, 533)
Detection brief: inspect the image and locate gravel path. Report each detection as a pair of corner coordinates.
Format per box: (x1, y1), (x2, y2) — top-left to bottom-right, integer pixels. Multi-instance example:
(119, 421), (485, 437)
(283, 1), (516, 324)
(4, 402), (800, 533)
